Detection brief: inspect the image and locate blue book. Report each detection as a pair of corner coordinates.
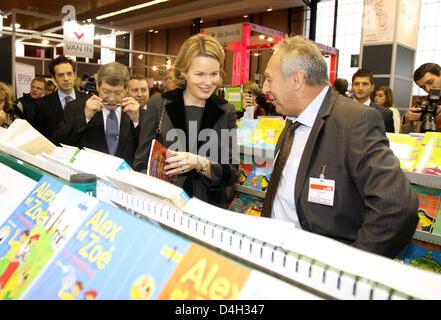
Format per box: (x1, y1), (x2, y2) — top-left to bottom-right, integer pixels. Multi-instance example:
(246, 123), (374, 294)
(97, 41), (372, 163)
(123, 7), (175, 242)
(22, 200), (192, 300)
(0, 175), (99, 300)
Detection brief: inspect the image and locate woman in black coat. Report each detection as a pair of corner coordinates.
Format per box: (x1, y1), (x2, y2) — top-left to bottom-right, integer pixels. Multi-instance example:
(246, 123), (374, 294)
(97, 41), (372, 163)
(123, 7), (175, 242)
(134, 34), (238, 208)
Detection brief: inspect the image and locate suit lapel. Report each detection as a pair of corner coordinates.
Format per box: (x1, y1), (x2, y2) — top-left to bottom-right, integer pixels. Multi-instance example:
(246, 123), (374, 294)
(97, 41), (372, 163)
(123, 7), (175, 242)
(116, 112), (131, 154)
(294, 88), (336, 203)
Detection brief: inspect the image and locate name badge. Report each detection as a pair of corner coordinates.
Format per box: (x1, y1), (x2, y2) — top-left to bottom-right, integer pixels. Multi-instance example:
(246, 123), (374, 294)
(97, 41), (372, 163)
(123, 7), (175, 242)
(308, 177), (335, 206)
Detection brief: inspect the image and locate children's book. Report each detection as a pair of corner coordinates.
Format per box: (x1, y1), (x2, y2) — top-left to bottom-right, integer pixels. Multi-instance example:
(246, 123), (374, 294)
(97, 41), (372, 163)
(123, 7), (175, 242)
(147, 139), (177, 185)
(248, 118), (286, 150)
(411, 184), (441, 233)
(236, 119), (260, 148)
(0, 175), (99, 300)
(227, 192), (264, 216)
(413, 132), (441, 176)
(22, 200), (192, 300)
(157, 243), (251, 300)
(242, 162), (273, 192)
(235, 154), (255, 185)
(397, 239), (441, 275)
(388, 134), (422, 172)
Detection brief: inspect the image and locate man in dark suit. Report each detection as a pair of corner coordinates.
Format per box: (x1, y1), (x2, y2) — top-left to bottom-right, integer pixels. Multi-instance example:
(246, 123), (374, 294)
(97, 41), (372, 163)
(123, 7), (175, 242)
(52, 62), (141, 167)
(260, 35), (418, 259)
(33, 56), (88, 138)
(351, 69), (395, 133)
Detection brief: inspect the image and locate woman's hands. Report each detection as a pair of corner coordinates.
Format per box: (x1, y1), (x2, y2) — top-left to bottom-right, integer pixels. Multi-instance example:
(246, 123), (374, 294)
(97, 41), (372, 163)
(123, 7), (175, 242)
(164, 151), (211, 178)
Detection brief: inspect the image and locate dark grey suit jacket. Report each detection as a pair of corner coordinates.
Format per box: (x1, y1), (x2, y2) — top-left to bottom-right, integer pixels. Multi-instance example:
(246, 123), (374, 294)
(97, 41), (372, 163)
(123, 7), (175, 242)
(134, 88), (238, 207)
(273, 88), (418, 258)
(51, 97), (142, 167)
(369, 101), (394, 133)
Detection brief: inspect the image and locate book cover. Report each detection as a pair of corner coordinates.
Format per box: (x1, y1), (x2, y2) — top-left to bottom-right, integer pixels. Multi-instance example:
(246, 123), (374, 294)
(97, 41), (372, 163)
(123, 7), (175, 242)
(22, 200), (192, 300)
(388, 134), (422, 172)
(248, 118), (286, 150)
(236, 118), (260, 148)
(227, 193), (263, 217)
(157, 243), (251, 300)
(235, 154), (254, 185)
(413, 132), (441, 176)
(147, 139), (177, 185)
(242, 162), (273, 192)
(397, 239), (441, 274)
(0, 175), (99, 300)
(411, 184), (441, 233)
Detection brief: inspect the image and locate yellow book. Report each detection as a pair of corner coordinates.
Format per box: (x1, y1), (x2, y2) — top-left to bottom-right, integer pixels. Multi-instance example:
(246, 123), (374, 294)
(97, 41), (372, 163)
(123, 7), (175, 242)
(248, 118), (286, 149)
(388, 134), (422, 172)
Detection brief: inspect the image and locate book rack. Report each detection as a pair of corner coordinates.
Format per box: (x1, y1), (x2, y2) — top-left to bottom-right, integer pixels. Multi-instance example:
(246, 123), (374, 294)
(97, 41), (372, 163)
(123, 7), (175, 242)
(1, 145), (441, 300)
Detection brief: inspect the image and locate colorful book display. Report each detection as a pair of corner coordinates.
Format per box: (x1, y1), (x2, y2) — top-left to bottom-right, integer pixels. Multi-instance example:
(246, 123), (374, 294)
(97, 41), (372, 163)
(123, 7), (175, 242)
(388, 134), (422, 172)
(397, 239), (441, 275)
(413, 132), (441, 176)
(241, 161), (273, 192)
(248, 118), (286, 150)
(411, 184), (441, 233)
(22, 200), (192, 300)
(0, 175), (98, 300)
(227, 192), (264, 216)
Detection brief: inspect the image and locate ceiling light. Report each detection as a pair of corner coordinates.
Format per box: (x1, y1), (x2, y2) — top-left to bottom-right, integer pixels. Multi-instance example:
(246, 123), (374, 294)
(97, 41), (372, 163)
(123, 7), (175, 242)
(154, 30), (159, 33)
(267, 37), (273, 42)
(149, 29), (154, 32)
(138, 54), (144, 59)
(152, 66), (157, 71)
(243, 15), (248, 18)
(259, 35), (265, 40)
(200, 19), (204, 23)
(266, 7), (273, 11)
(96, 0), (169, 20)
(11, 23), (21, 29)
(166, 64), (171, 69)
(166, 59), (171, 65)
(41, 39), (49, 45)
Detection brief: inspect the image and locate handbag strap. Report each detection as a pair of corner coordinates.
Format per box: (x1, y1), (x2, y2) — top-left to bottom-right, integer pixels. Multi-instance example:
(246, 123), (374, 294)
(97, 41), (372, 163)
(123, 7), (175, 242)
(155, 98), (167, 140)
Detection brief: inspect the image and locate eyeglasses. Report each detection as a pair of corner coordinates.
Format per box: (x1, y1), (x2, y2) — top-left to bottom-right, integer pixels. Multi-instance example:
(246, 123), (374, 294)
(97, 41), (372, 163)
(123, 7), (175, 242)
(101, 89), (125, 99)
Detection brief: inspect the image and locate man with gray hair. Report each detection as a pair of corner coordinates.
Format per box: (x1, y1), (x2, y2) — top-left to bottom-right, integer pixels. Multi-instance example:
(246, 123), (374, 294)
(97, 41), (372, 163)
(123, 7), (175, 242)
(52, 62), (142, 167)
(261, 35), (418, 259)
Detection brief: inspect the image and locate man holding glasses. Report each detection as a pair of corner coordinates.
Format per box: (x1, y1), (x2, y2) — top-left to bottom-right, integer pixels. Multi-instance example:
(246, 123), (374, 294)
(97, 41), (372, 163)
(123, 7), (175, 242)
(52, 62), (142, 167)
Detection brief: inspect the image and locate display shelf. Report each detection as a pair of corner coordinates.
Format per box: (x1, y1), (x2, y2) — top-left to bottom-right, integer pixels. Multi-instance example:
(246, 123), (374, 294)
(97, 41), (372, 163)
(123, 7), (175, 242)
(233, 183), (266, 198)
(413, 230), (441, 246)
(405, 171), (441, 189)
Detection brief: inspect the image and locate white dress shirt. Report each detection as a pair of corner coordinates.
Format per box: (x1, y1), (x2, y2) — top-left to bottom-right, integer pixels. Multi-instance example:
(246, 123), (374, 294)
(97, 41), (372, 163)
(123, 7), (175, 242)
(271, 86), (329, 228)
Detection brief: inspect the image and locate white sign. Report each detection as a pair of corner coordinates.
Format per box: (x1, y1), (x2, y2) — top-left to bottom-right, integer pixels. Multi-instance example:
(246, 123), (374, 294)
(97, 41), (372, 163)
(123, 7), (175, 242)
(397, 0), (421, 49)
(63, 21), (95, 58)
(202, 24), (243, 43)
(100, 35), (116, 64)
(15, 62), (35, 99)
(362, 0), (397, 44)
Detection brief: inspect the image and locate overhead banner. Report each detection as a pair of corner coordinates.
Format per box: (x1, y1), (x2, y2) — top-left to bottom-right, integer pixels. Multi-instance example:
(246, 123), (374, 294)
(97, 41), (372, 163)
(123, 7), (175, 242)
(15, 62), (35, 99)
(63, 21), (95, 58)
(202, 24), (243, 43)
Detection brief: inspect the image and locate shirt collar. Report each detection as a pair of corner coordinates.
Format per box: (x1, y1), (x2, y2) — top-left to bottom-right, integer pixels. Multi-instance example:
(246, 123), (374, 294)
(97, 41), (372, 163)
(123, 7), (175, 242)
(287, 86), (329, 127)
(58, 90), (76, 101)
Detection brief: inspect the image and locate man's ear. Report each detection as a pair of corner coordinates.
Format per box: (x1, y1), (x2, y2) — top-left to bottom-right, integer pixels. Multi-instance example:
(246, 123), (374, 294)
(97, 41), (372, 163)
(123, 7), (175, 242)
(291, 70), (305, 90)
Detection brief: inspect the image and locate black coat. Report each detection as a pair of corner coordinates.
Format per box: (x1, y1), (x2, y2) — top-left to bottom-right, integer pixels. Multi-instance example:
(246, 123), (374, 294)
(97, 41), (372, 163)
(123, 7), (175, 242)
(33, 90), (88, 139)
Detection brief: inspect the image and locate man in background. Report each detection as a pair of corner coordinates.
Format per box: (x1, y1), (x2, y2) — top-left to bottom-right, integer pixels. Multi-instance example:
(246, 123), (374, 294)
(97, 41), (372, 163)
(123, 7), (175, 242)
(33, 56), (88, 138)
(351, 69), (394, 133)
(52, 62), (142, 167)
(13, 77), (46, 127)
(127, 74), (149, 110)
(401, 62), (441, 133)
